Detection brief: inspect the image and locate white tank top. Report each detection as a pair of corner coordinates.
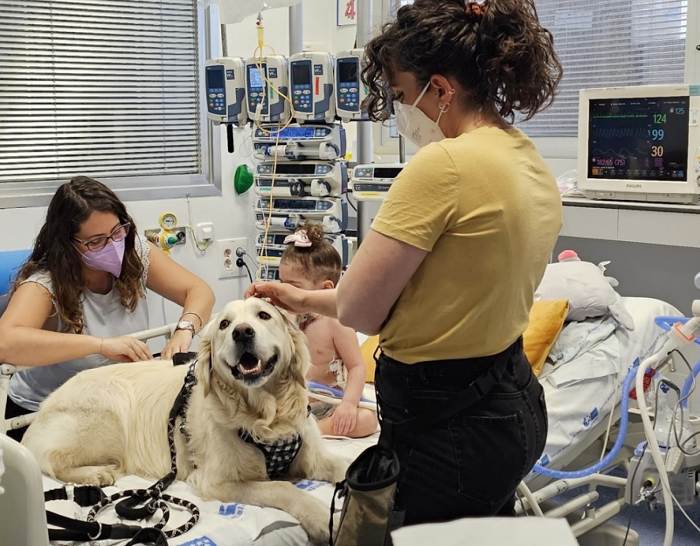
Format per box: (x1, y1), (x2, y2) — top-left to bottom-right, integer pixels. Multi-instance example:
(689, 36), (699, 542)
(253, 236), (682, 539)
(9, 237), (151, 411)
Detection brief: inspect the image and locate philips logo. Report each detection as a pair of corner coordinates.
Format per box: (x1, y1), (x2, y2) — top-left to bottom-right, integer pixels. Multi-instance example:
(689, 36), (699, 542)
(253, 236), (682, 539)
(625, 183), (643, 189)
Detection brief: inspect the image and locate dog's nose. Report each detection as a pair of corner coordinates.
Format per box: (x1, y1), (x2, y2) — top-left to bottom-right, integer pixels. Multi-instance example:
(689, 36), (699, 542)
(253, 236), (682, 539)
(232, 323), (255, 342)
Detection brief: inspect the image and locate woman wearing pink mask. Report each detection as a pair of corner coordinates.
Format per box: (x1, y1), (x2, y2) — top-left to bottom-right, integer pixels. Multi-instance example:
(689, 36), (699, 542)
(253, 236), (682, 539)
(0, 176), (214, 441)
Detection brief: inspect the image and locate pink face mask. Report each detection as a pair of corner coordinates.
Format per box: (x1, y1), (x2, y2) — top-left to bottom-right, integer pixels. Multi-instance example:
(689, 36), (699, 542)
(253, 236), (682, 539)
(79, 238), (125, 278)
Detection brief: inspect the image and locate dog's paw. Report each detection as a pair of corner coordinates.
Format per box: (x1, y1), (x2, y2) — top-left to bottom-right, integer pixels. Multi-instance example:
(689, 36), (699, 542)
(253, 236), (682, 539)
(64, 464), (119, 487)
(297, 499), (331, 545)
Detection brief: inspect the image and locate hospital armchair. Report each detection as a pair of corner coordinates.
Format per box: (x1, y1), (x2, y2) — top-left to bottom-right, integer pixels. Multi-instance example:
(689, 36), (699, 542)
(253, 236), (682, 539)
(0, 248), (177, 435)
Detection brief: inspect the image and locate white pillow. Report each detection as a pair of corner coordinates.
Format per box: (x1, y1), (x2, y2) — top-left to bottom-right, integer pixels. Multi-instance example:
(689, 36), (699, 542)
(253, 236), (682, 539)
(535, 260), (634, 330)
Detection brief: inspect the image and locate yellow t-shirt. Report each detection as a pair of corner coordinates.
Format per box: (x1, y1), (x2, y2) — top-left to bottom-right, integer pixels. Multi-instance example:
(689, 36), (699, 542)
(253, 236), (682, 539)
(372, 126), (562, 364)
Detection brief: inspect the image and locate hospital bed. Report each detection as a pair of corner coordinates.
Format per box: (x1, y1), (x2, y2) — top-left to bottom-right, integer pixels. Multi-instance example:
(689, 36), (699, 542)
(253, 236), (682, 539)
(1, 295), (677, 546)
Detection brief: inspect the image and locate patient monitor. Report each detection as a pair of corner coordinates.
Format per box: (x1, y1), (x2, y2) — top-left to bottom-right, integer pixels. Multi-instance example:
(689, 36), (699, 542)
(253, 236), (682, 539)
(289, 51), (336, 123)
(335, 49), (368, 122)
(205, 57), (247, 125)
(245, 55), (290, 123)
(578, 84), (700, 204)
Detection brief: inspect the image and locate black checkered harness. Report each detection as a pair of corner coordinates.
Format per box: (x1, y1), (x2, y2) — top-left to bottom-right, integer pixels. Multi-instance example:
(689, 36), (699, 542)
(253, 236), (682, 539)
(43, 360), (201, 544)
(239, 429), (303, 479)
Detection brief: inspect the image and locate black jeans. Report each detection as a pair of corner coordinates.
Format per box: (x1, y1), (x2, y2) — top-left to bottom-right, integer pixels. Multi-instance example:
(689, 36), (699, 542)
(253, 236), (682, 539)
(4, 396), (31, 442)
(375, 340), (547, 526)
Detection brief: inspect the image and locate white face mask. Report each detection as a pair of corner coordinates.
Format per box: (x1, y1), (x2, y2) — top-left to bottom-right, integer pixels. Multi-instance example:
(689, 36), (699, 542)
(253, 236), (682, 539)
(394, 82), (446, 148)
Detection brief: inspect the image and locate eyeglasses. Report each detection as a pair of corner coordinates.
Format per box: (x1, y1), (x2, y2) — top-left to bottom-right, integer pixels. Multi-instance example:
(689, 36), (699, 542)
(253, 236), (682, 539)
(75, 222), (131, 252)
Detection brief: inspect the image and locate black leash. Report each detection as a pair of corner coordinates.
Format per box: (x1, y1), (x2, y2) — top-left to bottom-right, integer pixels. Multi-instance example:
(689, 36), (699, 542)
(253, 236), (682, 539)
(44, 357), (201, 544)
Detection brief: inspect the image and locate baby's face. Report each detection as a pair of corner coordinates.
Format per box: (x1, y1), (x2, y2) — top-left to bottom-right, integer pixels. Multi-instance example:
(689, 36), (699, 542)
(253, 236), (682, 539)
(279, 262), (327, 291)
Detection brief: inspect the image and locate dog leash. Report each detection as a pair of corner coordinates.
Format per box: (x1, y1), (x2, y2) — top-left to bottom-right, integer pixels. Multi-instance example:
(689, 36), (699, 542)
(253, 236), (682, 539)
(43, 356), (201, 544)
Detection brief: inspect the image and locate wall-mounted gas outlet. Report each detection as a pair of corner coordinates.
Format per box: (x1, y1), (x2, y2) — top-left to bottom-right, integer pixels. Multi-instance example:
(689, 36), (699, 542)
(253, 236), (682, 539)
(216, 238), (248, 279)
(144, 227), (187, 251)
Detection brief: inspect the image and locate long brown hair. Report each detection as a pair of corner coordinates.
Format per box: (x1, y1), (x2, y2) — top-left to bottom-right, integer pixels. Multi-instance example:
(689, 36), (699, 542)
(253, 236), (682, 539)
(362, 0), (562, 123)
(280, 223), (342, 285)
(15, 176), (144, 333)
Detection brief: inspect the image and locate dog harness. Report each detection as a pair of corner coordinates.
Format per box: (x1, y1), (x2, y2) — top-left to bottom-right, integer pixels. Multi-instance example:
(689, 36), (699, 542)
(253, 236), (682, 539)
(238, 430), (303, 479)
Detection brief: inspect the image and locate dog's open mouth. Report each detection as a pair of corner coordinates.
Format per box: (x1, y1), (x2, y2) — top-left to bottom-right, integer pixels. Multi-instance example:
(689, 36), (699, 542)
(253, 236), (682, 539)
(232, 352), (278, 382)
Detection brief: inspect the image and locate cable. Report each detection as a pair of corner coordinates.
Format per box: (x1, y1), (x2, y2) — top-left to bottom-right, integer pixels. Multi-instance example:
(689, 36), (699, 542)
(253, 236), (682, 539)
(671, 491), (700, 536)
(345, 191), (358, 212)
(236, 258), (254, 284)
(600, 374), (621, 461)
(635, 352), (675, 546)
(668, 350), (699, 456)
(185, 195), (213, 253)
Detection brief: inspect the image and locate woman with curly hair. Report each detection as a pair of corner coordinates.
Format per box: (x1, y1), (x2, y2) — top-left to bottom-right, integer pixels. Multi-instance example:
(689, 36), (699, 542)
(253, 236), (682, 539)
(0, 176), (214, 441)
(249, 0), (563, 525)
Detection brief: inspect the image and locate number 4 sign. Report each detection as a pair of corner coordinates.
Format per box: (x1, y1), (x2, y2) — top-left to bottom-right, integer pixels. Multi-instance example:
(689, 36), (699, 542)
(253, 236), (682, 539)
(338, 0), (357, 26)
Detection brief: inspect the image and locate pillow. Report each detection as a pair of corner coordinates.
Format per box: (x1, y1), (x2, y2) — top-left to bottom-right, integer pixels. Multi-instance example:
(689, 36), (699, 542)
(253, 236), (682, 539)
(535, 260), (634, 330)
(358, 300), (568, 380)
(360, 335), (379, 383)
(523, 300), (569, 376)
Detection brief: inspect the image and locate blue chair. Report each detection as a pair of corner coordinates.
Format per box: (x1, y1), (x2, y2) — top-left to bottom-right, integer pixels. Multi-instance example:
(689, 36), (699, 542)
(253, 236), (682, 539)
(0, 250), (33, 434)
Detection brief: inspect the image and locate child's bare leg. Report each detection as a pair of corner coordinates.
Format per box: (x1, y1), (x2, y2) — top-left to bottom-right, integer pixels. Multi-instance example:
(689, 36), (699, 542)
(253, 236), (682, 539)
(349, 408), (379, 438)
(316, 417), (335, 436)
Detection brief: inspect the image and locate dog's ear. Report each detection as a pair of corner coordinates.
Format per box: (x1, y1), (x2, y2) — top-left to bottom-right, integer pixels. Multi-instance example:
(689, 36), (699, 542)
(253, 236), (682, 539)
(282, 311), (311, 388)
(195, 312), (219, 396)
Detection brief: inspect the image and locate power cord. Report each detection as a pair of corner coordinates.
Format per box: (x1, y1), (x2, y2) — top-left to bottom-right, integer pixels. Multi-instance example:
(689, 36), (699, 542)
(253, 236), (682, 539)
(235, 247), (254, 283)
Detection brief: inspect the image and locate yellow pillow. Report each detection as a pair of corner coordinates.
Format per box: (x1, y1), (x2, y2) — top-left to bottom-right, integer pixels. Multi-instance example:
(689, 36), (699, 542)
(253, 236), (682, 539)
(523, 299), (569, 376)
(359, 299), (568, 381)
(360, 335), (379, 383)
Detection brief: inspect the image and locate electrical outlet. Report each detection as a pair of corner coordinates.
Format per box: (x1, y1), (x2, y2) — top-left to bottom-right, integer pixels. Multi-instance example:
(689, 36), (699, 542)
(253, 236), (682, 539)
(216, 238), (248, 279)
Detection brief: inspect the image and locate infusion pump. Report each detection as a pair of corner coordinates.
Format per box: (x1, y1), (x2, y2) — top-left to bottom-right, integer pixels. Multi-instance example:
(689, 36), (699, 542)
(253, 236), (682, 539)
(350, 163), (404, 200)
(245, 55), (290, 123)
(205, 57), (247, 125)
(252, 124), (346, 161)
(335, 49), (368, 122)
(255, 160), (347, 198)
(289, 51), (336, 123)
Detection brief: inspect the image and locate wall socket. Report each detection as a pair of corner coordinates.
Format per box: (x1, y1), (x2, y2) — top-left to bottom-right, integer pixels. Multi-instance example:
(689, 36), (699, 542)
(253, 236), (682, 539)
(216, 238), (248, 279)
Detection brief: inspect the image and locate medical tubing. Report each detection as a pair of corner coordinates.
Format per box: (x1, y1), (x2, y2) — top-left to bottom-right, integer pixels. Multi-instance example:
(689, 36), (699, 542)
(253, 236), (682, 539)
(531, 364), (637, 479)
(680, 359), (700, 408)
(635, 354), (674, 546)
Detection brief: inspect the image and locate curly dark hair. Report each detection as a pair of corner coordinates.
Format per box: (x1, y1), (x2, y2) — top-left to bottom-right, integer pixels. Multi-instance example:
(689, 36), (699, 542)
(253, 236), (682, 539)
(14, 176), (144, 334)
(362, 0), (562, 123)
(280, 223), (342, 285)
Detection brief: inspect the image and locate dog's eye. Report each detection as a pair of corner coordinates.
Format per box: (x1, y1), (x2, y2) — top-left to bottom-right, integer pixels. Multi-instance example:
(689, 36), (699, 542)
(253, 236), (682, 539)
(218, 319), (231, 330)
(258, 311), (271, 321)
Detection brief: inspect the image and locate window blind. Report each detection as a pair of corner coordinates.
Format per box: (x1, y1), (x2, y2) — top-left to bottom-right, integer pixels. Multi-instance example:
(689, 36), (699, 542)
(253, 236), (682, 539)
(0, 0), (201, 186)
(519, 0), (687, 137)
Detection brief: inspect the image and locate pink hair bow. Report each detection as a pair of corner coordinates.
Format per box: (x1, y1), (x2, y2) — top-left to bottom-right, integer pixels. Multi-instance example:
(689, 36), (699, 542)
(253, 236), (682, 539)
(284, 230), (312, 247)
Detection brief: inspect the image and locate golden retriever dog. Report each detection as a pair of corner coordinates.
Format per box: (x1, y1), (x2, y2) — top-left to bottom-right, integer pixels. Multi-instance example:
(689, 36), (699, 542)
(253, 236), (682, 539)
(22, 298), (348, 544)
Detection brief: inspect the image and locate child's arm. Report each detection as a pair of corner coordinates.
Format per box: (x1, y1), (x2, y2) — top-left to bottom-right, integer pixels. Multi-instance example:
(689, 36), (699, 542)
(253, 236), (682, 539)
(332, 322), (367, 407)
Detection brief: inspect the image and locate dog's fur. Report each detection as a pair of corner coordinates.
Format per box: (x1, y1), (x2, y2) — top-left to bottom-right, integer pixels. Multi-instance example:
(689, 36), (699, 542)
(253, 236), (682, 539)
(22, 298), (348, 544)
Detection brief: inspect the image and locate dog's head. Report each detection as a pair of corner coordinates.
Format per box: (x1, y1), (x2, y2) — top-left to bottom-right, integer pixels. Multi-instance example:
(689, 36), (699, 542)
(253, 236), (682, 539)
(197, 298), (309, 395)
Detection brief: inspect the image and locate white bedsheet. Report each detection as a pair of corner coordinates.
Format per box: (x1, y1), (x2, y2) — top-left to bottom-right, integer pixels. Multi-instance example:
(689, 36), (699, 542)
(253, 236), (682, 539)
(536, 297), (679, 469)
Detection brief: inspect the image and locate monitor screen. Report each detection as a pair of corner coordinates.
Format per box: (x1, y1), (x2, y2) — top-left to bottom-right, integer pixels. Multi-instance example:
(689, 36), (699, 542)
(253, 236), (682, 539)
(291, 61), (312, 84)
(587, 96), (689, 182)
(373, 167), (403, 178)
(247, 64), (265, 89)
(337, 58), (358, 84)
(272, 163), (317, 174)
(205, 66), (225, 90)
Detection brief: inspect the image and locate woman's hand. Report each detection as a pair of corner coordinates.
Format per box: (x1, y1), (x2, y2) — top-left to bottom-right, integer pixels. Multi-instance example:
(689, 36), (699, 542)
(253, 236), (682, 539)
(245, 282), (308, 313)
(161, 329), (194, 360)
(331, 401), (358, 437)
(99, 336), (152, 363)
